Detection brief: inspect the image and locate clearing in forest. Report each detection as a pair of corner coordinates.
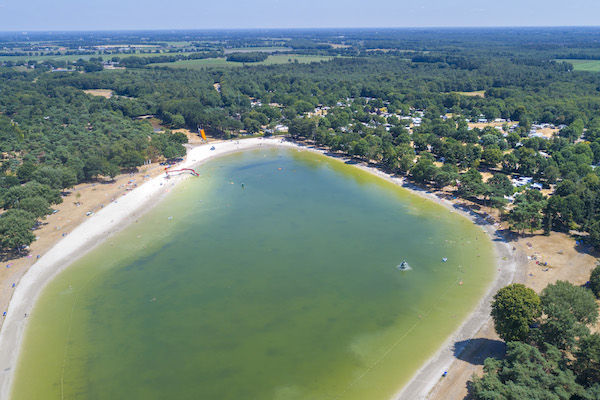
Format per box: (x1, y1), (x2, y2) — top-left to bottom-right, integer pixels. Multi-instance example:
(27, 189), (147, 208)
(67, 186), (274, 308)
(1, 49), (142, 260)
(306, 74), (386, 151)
(83, 89), (114, 98)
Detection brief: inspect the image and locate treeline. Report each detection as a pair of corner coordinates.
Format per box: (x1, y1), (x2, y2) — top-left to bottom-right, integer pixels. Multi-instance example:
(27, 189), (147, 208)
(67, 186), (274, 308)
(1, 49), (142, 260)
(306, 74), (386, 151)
(118, 51), (223, 68)
(468, 270), (600, 399)
(286, 103), (600, 247)
(3, 28), (600, 257)
(225, 52), (269, 63)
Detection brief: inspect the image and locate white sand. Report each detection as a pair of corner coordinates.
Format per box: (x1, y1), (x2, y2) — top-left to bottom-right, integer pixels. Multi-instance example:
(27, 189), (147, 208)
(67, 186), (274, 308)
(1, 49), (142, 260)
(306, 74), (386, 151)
(0, 137), (524, 399)
(0, 138), (287, 399)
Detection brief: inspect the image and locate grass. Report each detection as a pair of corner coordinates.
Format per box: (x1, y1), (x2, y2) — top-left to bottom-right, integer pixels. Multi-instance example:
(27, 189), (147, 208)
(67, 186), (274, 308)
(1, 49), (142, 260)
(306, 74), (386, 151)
(556, 59), (600, 72)
(223, 46), (291, 54)
(0, 51), (200, 63)
(154, 54), (334, 69)
(0, 53), (98, 62)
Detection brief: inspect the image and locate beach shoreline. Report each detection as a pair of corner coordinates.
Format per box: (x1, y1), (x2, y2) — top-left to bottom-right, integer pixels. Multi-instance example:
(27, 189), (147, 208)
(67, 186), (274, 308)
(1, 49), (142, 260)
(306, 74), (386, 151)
(281, 141), (528, 400)
(0, 138), (287, 399)
(0, 136), (524, 400)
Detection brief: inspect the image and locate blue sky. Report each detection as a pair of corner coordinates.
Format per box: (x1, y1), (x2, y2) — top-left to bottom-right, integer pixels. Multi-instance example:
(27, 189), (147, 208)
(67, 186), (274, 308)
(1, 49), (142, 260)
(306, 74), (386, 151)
(0, 0), (599, 31)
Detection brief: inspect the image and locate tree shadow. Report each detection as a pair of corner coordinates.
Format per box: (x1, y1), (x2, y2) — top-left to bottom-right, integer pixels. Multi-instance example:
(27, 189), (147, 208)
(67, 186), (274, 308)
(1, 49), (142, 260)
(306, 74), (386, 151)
(451, 202), (494, 226)
(453, 338), (506, 365)
(573, 238), (600, 258)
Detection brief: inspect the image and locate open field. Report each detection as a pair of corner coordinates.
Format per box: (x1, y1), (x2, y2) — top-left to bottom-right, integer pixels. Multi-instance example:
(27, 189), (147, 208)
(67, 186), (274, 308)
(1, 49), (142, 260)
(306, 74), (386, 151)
(0, 51), (198, 63)
(454, 90), (486, 97)
(223, 46), (291, 54)
(154, 54), (334, 69)
(0, 54), (98, 62)
(557, 59), (600, 72)
(467, 121), (506, 129)
(83, 89), (114, 98)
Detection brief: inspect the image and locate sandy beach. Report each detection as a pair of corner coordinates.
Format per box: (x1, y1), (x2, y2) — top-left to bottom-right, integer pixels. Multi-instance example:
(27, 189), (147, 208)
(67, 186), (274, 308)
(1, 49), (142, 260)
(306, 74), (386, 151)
(0, 136), (591, 400)
(0, 138), (286, 399)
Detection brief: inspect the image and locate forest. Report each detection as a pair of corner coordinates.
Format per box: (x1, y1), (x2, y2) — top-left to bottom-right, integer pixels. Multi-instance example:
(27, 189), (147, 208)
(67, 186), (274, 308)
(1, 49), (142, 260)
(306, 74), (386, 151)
(1, 27), (600, 262)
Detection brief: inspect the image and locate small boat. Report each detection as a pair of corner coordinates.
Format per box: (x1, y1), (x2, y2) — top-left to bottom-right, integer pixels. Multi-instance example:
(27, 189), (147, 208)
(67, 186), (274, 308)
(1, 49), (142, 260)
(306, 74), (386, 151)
(396, 261), (411, 271)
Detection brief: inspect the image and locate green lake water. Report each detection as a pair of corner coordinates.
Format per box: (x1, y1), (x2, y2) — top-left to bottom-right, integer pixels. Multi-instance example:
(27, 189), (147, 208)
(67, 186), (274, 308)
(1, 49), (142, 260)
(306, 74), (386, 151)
(12, 148), (494, 400)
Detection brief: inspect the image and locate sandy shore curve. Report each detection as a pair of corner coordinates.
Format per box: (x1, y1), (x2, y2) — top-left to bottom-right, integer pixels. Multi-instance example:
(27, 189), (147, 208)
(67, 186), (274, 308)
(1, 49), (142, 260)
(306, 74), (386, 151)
(0, 137), (525, 399)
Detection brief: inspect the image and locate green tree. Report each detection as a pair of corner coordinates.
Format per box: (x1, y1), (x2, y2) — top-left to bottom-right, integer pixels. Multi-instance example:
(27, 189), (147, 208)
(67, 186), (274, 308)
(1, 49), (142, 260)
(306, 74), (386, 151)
(288, 118), (316, 140)
(491, 283), (542, 342)
(381, 146), (398, 172)
(104, 163), (121, 180)
(243, 117), (261, 133)
(538, 280), (598, 350)
(16, 196), (51, 219)
(2, 181), (62, 209)
(410, 157), (437, 184)
(457, 168), (485, 199)
(0, 209), (36, 252)
(574, 333), (600, 387)
(169, 131), (188, 144)
(508, 190), (546, 234)
(481, 146), (503, 167)
(469, 342), (585, 400)
(32, 166), (63, 189)
(487, 174), (513, 207)
(59, 168), (78, 191)
(16, 161), (37, 183)
(170, 114), (186, 128)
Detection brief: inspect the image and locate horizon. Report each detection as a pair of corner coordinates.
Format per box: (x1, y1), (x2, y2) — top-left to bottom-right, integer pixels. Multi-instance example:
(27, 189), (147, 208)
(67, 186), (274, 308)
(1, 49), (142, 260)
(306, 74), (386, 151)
(1, 0), (599, 31)
(2, 25), (600, 33)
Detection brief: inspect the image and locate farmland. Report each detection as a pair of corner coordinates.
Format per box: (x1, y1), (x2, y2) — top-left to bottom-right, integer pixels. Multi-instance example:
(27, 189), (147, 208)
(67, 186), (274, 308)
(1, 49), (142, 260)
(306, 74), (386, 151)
(223, 46), (292, 54)
(154, 54), (334, 69)
(557, 59), (600, 72)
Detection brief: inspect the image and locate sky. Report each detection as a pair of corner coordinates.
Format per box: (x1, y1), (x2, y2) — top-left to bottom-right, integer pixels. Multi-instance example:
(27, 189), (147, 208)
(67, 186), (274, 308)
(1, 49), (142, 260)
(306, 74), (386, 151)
(0, 0), (599, 31)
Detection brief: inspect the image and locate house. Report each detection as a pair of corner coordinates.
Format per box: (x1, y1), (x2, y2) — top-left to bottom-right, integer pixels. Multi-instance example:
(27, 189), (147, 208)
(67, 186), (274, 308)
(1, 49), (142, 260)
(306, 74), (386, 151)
(529, 132), (549, 139)
(512, 176), (533, 187)
(274, 124), (288, 133)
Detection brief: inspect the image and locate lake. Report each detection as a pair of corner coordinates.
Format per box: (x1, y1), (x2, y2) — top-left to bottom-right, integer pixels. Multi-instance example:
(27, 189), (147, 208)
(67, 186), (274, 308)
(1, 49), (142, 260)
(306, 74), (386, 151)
(12, 148), (494, 400)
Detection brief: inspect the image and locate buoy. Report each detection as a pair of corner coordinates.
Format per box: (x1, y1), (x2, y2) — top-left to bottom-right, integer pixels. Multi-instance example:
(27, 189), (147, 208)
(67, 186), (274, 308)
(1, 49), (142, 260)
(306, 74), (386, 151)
(442, 257), (448, 262)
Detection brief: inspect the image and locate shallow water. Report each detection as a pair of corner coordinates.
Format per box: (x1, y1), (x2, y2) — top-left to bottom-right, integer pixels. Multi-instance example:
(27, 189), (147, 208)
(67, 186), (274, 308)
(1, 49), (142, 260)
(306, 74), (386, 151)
(12, 148), (494, 400)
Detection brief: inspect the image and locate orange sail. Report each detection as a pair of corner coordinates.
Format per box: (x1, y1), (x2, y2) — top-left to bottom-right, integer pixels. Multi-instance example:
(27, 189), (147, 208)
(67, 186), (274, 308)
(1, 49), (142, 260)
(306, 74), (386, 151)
(200, 129), (207, 141)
